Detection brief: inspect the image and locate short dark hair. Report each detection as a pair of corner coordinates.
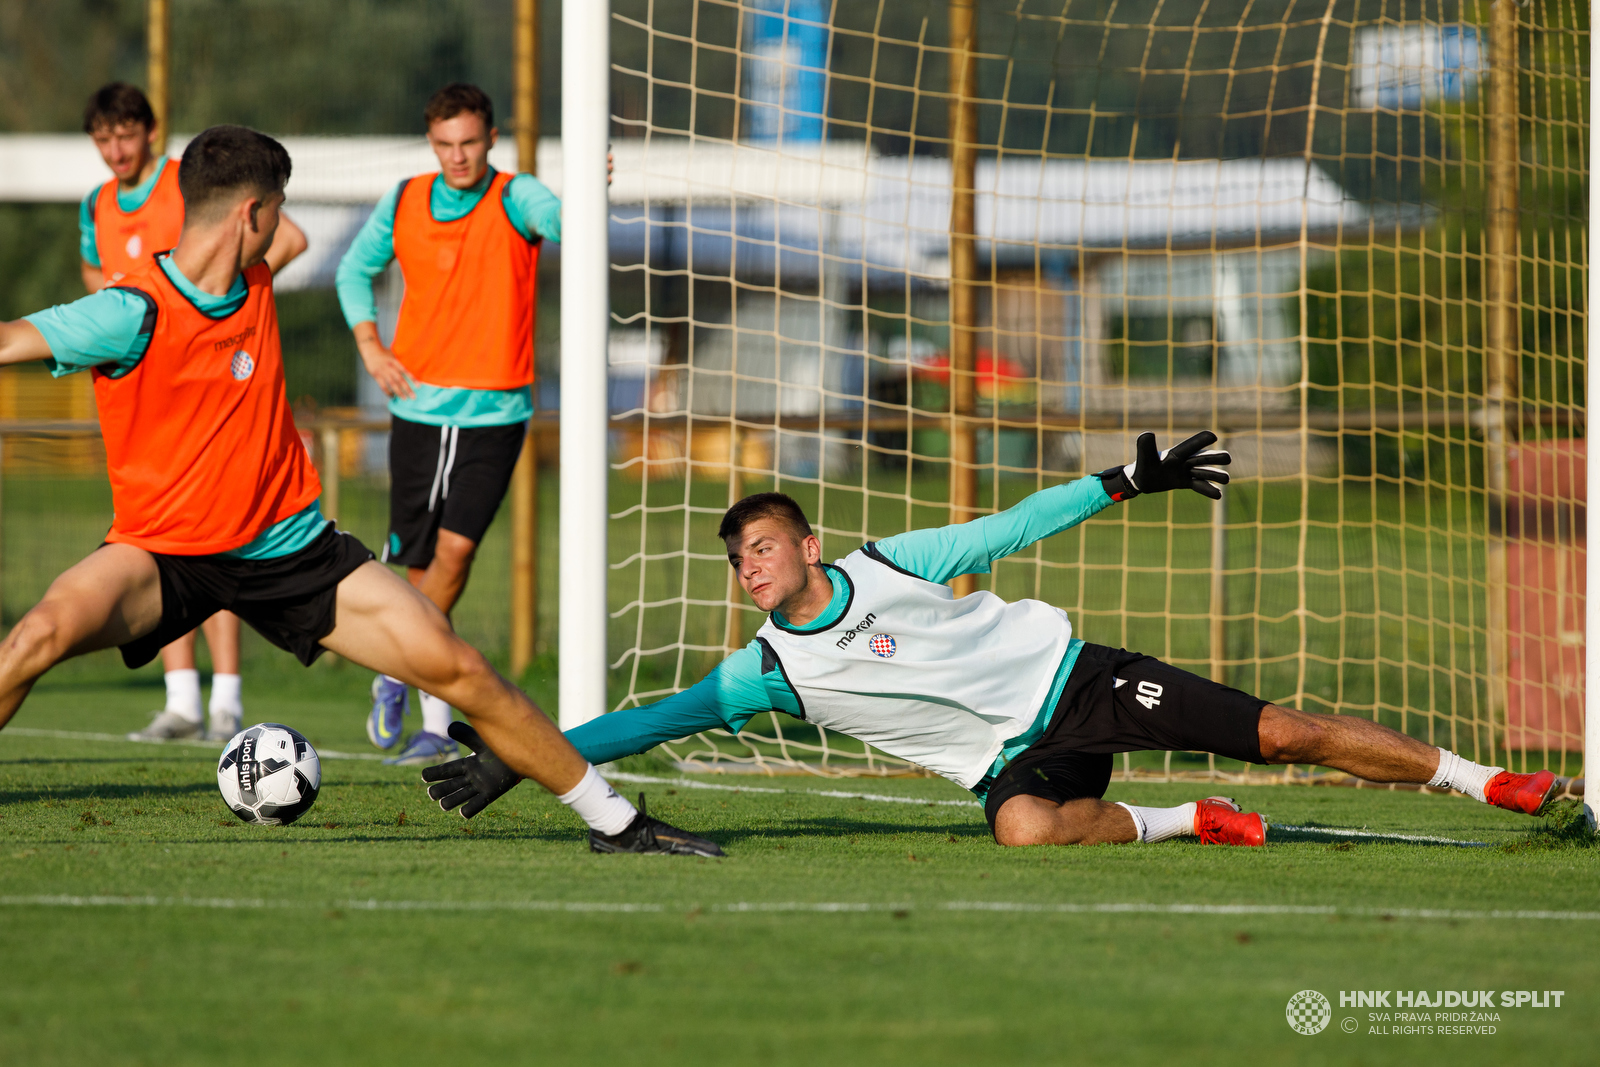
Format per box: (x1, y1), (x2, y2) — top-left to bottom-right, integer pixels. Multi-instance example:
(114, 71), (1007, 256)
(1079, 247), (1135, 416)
(719, 493), (814, 545)
(83, 83), (155, 134)
(178, 125), (292, 222)
(424, 82), (494, 130)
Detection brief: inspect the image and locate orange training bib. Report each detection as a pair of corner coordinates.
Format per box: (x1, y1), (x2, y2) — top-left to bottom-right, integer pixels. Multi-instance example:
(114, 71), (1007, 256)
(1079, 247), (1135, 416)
(391, 171), (538, 390)
(98, 259), (321, 554)
(93, 159), (185, 286)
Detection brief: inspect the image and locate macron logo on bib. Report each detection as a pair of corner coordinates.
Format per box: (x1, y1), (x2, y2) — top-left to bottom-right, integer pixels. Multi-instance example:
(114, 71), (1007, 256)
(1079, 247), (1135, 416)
(833, 612), (878, 650)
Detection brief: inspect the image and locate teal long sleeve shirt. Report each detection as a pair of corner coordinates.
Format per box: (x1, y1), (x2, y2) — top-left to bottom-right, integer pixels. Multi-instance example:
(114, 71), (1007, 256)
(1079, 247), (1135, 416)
(334, 167), (561, 427)
(566, 476), (1117, 791)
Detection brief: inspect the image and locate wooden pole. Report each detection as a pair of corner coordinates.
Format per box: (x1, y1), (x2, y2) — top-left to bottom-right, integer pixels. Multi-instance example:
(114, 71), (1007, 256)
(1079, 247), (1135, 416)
(510, 0), (541, 677)
(1584, 0), (1600, 829)
(319, 426), (340, 523)
(147, 0), (169, 156)
(947, 1), (979, 598)
(1484, 0), (1520, 766)
(724, 426), (745, 653)
(1209, 493), (1226, 684)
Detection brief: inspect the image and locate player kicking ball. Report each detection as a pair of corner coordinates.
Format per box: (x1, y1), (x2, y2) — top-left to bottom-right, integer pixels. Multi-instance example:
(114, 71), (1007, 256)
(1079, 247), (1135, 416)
(424, 431), (1559, 847)
(74, 82), (310, 744)
(0, 125), (719, 858)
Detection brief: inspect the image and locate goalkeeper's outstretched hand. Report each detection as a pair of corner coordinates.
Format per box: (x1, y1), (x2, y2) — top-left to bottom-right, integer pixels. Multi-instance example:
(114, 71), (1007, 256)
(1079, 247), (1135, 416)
(420, 721), (522, 819)
(1099, 430), (1231, 501)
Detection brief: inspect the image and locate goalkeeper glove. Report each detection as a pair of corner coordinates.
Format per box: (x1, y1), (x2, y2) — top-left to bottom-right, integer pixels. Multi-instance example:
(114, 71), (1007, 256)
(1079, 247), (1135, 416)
(1099, 430), (1231, 502)
(420, 720), (521, 819)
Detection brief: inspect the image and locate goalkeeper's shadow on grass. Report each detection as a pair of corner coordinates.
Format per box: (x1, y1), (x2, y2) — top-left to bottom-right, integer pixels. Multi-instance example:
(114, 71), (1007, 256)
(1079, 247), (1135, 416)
(0, 755), (200, 767)
(1268, 824), (1495, 848)
(710, 815), (992, 844)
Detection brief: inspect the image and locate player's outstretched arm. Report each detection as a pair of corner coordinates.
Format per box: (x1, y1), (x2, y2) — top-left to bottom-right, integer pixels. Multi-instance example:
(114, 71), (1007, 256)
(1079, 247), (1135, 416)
(0, 320), (54, 367)
(876, 475), (1119, 584)
(877, 431), (1231, 583)
(423, 657), (758, 818)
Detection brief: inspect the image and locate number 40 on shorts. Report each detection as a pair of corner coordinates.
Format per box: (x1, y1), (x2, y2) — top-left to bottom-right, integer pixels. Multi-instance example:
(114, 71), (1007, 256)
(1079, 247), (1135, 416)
(1135, 680), (1163, 710)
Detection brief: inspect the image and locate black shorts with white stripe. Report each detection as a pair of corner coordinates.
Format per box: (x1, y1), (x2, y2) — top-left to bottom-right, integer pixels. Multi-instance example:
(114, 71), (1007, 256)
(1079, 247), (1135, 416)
(383, 415), (527, 568)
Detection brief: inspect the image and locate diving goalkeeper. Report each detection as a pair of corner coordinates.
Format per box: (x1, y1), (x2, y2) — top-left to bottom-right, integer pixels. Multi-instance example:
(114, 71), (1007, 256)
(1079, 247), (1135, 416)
(424, 432), (1560, 846)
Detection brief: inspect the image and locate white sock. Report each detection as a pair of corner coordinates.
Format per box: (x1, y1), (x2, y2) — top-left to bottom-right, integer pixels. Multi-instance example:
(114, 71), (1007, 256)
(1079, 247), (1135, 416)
(208, 673), (242, 715)
(381, 674), (405, 687)
(1116, 801), (1198, 843)
(557, 765), (638, 835)
(1426, 748), (1501, 804)
(418, 691), (453, 737)
(163, 669), (203, 724)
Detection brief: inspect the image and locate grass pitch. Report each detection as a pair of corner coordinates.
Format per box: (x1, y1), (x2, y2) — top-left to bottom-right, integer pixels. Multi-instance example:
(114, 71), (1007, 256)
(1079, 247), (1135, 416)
(0, 653), (1594, 1066)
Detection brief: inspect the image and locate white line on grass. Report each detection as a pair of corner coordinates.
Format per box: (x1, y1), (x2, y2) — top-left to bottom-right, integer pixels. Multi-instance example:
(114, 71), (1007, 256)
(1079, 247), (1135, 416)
(1, 894), (1595, 922)
(0, 734), (1513, 845)
(3, 726), (385, 761)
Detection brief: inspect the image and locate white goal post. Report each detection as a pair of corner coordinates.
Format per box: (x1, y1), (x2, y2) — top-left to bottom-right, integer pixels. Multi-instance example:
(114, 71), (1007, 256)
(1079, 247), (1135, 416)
(558, 0), (611, 731)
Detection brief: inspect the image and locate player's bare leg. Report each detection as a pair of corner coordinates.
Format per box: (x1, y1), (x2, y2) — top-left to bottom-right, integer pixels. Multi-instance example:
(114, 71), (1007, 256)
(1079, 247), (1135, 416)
(323, 560), (585, 794)
(160, 612), (246, 674)
(1257, 703), (1557, 814)
(144, 611), (244, 740)
(406, 528), (477, 616)
(992, 796), (1137, 847)
(1256, 704), (1437, 780)
(381, 528), (481, 763)
(992, 793), (1263, 848)
(0, 545), (163, 729)
(328, 560), (724, 855)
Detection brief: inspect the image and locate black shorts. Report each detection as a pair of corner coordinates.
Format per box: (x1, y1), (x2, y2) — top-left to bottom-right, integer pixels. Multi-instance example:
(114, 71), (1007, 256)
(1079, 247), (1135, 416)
(119, 525), (375, 669)
(383, 415), (526, 568)
(982, 642), (1269, 833)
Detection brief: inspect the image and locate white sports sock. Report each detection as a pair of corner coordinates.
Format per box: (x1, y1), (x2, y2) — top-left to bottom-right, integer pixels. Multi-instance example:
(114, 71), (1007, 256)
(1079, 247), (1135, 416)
(163, 669), (203, 724)
(209, 673), (242, 714)
(557, 765), (638, 835)
(381, 674), (405, 687)
(1116, 801), (1197, 843)
(1426, 748), (1500, 804)
(418, 691), (453, 737)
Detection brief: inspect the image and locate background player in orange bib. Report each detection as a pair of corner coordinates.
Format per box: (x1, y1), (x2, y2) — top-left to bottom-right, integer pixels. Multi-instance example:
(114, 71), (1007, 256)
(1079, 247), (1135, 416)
(336, 83), (558, 765)
(0, 125), (718, 857)
(77, 83), (309, 744)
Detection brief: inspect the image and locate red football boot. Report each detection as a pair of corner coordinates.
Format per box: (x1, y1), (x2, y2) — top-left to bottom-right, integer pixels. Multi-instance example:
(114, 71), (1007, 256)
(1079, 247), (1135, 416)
(1483, 769), (1558, 816)
(1194, 796), (1267, 846)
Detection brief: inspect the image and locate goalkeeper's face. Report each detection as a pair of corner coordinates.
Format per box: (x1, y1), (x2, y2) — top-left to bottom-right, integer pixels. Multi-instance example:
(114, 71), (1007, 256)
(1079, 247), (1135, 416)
(726, 519), (822, 614)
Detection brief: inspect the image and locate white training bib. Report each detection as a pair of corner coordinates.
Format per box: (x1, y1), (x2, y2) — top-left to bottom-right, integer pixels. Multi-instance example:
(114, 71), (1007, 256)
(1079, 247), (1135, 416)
(755, 546), (1072, 788)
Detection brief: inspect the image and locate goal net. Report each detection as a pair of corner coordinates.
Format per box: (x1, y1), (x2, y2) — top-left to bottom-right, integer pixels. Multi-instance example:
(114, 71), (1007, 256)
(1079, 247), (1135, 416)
(605, 0), (1589, 782)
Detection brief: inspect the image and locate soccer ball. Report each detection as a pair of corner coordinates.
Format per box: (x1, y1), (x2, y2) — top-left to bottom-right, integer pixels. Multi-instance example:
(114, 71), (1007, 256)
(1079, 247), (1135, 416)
(217, 723), (322, 826)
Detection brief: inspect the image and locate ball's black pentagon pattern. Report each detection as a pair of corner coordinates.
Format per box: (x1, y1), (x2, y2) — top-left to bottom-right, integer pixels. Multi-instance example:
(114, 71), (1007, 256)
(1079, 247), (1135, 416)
(217, 723), (321, 826)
